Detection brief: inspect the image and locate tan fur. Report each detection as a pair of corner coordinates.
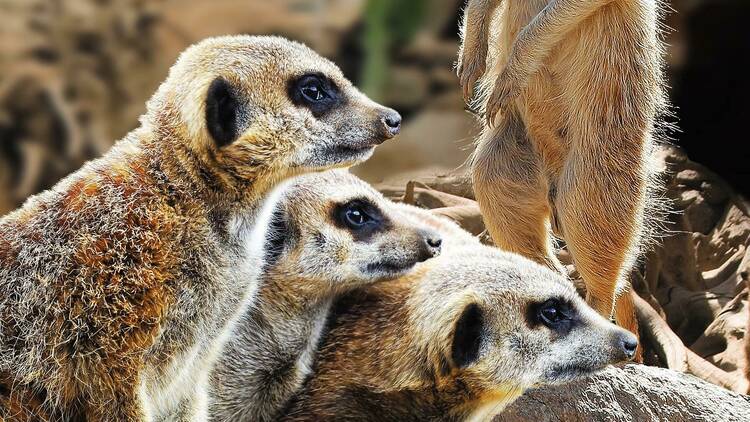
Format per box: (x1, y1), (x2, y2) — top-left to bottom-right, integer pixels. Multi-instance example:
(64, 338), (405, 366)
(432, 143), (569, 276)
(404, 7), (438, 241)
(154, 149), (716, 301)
(0, 36), (398, 421)
(458, 0), (667, 345)
(282, 242), (638, 421)
(209, 170), (443, 422)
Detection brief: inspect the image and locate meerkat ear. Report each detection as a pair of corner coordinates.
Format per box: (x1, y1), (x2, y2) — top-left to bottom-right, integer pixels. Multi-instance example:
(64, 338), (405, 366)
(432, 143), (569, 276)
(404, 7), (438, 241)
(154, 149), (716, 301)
(451, 303), (484, 368)
(206, 77), (239, 147)
(264, 206), (298, 268)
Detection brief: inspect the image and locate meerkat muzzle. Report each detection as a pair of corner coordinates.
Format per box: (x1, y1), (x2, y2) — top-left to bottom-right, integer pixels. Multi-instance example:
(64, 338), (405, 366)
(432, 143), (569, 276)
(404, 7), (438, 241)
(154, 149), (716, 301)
(379, 108), (402, 141)
(616, 331), (638, 361)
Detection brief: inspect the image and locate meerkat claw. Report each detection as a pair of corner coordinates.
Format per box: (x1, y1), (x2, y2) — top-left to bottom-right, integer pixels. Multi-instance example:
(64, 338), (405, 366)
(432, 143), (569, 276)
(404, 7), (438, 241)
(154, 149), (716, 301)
(458, 53), (487, 103)
(486, 75), (518, 127)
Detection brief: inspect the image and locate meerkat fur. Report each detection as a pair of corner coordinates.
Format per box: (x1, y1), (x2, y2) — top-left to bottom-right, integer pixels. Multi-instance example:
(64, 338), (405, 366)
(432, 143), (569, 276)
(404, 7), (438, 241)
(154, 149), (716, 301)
(457, 0), (668, 345)
(282, 244), (638, 421)
(208, 170), (443, 422)
(0, 35), (401, 421)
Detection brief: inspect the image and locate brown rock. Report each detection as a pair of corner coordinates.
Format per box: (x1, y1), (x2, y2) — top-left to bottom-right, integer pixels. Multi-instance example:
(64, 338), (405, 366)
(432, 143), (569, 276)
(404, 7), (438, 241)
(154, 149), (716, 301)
(690, 289), (749, 379)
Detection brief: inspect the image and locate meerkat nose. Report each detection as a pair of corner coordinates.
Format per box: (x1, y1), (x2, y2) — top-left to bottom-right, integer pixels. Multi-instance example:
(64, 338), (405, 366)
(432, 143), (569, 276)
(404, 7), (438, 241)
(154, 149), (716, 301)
(618, 332), (638, 361)
(380, 109), (402, 139)
(419, 231), (443, 260)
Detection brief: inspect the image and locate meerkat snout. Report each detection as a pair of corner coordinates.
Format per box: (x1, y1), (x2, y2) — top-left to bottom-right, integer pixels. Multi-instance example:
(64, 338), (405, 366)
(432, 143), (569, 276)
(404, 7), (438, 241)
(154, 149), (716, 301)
(616, 329), (638, 361)
(379, 108), (402, 140)
(529, 297), (639, 378)
(417, 228), (442, 261)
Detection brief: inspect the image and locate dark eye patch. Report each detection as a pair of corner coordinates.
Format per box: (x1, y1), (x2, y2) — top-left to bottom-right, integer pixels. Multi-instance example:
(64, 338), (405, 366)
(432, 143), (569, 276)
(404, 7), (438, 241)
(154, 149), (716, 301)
(526, 298), (577, 335)
(331, 197), (389, 241)
(287, 72), (342, 117)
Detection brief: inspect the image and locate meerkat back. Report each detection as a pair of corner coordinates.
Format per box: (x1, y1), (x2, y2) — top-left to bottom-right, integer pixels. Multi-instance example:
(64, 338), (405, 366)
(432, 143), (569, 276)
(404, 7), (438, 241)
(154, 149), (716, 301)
(0, 35), (401, 421)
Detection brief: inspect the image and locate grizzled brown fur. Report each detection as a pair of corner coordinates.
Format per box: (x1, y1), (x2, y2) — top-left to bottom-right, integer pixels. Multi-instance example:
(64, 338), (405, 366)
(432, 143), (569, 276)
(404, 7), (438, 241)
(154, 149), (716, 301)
(283, 245), (638, 421)
(0, 35), (398, 421)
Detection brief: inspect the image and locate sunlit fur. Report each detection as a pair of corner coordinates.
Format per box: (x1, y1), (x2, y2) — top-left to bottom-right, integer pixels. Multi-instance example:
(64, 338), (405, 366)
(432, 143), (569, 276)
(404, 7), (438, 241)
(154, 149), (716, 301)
(282, 238), (637, 421)
(0, 36), (396, 421)
(457, 0), (668, 340)
(208, 170), (444, 422)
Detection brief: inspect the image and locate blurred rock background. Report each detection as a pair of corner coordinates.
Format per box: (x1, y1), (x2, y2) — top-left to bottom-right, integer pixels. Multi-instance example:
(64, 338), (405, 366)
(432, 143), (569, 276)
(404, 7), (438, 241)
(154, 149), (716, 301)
(0, 0), (748, 398)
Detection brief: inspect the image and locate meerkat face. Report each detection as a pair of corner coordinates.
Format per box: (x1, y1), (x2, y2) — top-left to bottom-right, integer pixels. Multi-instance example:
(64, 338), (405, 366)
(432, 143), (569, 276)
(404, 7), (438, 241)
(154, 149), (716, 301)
(263, 170), (441, 290)
(413, 252), (637, 404)
(147, 35), (400, 188)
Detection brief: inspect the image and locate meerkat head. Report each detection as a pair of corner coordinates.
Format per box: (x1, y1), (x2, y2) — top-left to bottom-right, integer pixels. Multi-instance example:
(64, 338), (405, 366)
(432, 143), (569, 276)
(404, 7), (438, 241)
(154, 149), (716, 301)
(409, 249), (637, 414)
(263, 170), (442, 292)
(144, 35), (401, 196)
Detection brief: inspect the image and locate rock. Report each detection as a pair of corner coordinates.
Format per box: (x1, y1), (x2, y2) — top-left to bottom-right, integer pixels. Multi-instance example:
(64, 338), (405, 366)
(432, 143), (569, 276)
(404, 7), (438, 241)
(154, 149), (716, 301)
(656, 284), (733, 344)
(495, 365), (750, 422)
(690, 289), (749, 379)
(403, 182), (475, 209)
(414, 174), (475, 200)
(431, 205), (485, 237)
(642, 146), (750, 380)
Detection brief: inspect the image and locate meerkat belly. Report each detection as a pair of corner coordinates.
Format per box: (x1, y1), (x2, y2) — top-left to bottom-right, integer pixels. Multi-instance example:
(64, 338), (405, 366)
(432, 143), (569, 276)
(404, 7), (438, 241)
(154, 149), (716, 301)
(551, 2), (660, 133)
(521, 2), (658, 173)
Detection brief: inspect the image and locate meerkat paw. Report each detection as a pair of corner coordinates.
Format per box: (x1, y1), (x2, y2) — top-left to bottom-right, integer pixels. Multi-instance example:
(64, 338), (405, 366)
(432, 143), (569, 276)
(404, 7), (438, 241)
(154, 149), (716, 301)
(457, 48), (487, 102)
(485, 73), (521, 127)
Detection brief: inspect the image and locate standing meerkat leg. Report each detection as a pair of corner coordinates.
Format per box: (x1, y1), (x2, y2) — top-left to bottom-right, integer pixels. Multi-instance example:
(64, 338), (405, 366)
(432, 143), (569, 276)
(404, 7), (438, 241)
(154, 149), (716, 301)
(555, 126), (648, 331)
(613, 289), (642, 360)
(472, 111), (563, 274)
(457, 0), (503, 101)
(485, 0), (614, 125)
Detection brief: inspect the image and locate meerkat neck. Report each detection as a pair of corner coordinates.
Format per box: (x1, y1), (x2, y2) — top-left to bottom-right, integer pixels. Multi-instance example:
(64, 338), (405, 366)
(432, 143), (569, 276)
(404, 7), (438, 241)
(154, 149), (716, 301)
(257, 275), (335, 382)
(140, 131), (269, 207)
(211, 277), (334, 422)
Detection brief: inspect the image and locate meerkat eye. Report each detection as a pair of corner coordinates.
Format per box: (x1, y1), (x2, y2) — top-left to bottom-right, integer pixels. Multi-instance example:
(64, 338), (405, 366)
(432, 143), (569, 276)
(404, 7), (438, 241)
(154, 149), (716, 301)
(343, 206), (371, 228)
(288, 73), (340, 117)
(300, 79), (327, 102)
(540, 305), (560, 324)
(332, 199), (384, 235)
(535, 299), (574, 330)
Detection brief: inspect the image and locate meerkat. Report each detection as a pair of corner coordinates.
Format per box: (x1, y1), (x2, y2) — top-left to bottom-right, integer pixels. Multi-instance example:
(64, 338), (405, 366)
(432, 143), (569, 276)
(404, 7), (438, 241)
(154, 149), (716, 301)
(0, 35), (401, 421)
(281, 245), (638, 421)
(208, 170), (443, 421)
(456, 0), (667, 341)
